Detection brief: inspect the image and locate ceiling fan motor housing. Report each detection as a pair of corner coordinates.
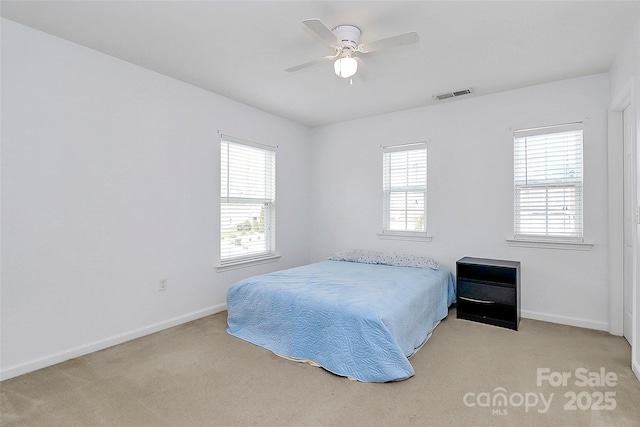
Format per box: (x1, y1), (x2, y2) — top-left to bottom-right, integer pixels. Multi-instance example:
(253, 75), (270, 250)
(332, 25), (361, 48)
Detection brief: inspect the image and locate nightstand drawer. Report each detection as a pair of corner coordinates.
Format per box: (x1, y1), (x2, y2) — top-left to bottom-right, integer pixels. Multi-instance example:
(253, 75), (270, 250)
(457, 280), (515, 305)
(457, 299), (517, 327)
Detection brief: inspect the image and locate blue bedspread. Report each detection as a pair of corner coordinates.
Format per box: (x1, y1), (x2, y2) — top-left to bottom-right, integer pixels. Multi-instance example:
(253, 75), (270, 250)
(227, 260), (456, 382)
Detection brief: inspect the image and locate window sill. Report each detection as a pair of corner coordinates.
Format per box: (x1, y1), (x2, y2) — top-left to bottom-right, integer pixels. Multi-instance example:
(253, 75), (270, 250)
(506, 238), (594, 251)
(216, 253), (281, 272)
(377, 232), (433, 242)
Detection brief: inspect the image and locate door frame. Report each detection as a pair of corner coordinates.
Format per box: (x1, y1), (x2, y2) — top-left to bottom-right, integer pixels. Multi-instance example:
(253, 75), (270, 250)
(608, 80), (636, 342)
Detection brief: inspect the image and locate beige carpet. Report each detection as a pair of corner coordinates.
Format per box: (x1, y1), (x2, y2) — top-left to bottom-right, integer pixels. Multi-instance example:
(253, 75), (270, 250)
(1, 308), (639, 426)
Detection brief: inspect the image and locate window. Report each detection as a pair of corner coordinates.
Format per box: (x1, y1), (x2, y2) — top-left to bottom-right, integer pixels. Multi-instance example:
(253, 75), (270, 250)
(220, 135), (276, 264)
(513, 123), (583, 242)
(382, 143), (427, 235)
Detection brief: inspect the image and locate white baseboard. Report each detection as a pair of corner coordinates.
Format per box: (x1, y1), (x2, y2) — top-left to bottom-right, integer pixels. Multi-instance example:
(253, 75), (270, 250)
(633, 360), (640, 382)
(0, 303), (227, 381)
(521, 309), (609, 332)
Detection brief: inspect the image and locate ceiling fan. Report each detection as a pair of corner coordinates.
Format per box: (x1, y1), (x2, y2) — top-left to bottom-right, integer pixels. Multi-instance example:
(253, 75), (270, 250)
(285, 18), (419, 79)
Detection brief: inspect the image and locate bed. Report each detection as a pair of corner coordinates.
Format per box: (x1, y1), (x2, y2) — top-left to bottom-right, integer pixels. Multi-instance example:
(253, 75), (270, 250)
(226, 251), (456, 382)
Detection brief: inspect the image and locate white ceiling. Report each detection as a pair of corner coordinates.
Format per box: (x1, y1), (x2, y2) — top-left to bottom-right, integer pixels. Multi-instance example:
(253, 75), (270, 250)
(2, 1), (639, 127)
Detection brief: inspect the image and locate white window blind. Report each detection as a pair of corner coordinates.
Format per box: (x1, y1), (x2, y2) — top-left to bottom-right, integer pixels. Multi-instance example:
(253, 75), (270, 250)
(220, 136), (275, 263)
(382, 143), (427, 233)
(514, 123), (583, 241)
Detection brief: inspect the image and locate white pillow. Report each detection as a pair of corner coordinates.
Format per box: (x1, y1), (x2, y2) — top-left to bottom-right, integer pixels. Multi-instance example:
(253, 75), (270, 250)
(328, 249), (382, 265)
(377, 252), (440, 270)
(328, 249), (440, 270)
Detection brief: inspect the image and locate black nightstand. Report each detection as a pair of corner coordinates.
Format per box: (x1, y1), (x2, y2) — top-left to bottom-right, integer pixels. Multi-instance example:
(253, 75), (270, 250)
(456, 257), (521, 330)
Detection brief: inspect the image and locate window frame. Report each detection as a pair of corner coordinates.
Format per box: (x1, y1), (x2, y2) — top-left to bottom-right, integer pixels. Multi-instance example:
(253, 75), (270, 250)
(381, 142), (429, 240)
(512, 122), (584, 244)
(219, 134), (277, 268)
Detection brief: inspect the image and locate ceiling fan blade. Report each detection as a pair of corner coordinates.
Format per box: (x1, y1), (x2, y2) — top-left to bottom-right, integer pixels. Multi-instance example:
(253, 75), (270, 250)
(285, 55), (335, 73)
(303, 18), (341, 45)
(353, 57), (366, 82)
(359, 32), (419, 53)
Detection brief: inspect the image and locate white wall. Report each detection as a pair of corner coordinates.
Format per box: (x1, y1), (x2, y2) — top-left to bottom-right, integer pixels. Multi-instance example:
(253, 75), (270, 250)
(609, 14), (640, 380)
(0, 19), (312, 380)
(310, 74), (611, 332)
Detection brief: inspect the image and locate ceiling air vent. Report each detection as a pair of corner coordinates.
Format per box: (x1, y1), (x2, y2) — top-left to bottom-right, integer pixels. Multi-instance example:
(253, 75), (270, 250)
(433, 88), (473, 101)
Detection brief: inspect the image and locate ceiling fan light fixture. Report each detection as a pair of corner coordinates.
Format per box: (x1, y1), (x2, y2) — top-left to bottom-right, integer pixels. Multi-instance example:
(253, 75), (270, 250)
(334, 56), (358, 78)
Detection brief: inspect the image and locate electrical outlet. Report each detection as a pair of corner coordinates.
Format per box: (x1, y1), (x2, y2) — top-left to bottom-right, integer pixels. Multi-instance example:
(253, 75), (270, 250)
(159, 279), (168, 292)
